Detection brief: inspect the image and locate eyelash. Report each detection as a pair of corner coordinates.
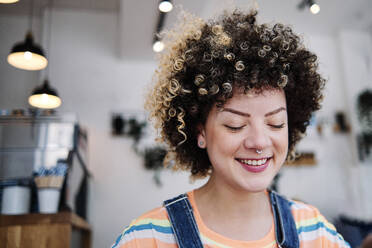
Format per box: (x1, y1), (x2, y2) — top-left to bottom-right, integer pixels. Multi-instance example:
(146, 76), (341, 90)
(224, 123), (285, 131)
(224, 125), (244, 131)
(269, 124), (285, 129)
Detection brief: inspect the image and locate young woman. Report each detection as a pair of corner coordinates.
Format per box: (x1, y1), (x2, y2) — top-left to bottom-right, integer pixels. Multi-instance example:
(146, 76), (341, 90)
(112, 9), (350, 248)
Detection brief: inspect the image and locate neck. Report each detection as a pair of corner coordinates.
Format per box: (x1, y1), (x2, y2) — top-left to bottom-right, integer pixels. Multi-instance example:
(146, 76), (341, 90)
(195, 174), (271, 219)
(193, 173), (274, 241)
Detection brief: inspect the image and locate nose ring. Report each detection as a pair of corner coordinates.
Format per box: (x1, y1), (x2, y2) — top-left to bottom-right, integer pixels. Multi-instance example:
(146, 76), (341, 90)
(256, 149), (263, 154)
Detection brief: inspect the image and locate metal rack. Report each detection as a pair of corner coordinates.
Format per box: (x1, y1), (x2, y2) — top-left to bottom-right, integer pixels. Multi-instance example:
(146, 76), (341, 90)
(0, 113), (90, 219)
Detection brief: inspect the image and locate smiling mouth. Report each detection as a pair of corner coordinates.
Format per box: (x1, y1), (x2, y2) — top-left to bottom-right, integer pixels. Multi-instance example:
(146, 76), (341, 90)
(236, 157), (272, 166)
(236, 157), (272, 173)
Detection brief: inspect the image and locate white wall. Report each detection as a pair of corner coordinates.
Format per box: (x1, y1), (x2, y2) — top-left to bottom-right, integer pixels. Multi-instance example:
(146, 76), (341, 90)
(338, 30), (372, 218)
(0, 8), (371, 248)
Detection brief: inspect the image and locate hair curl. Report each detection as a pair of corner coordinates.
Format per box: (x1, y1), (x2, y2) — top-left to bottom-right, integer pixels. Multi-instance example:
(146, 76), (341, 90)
(145, 9), (325, 177)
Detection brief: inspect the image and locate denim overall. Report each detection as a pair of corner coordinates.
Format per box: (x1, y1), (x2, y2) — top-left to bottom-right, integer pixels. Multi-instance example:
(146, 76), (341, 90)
(164, 190), (299, 248)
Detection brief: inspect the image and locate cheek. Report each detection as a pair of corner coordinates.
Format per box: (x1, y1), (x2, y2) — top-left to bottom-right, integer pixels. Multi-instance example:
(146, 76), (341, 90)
(275, 129), (289, 154)
(206, 130), (242, 156)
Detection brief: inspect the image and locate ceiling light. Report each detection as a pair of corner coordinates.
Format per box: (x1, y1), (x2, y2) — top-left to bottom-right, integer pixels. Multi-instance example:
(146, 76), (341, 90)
(28, 79), (61, 109)
(7, 0), (48, 70)
(297, 0), (320, 15)
(28, 2), (60, 109)
(153, 2), (168, 52)
(153, 40), (164, 52)
(7, 31), (48, 70)
(310, 3), (320, 14)
(159, 0), (173, 13)
(0, 0), (19, 3)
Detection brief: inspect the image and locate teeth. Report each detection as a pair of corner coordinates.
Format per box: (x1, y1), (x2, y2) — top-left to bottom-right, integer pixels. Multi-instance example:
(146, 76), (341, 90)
(240, 158), (267, 166)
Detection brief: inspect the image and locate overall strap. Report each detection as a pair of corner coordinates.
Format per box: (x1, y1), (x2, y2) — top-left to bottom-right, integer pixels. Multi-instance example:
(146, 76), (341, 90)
(164, 194), (204, 248)
(269, 190), (300, 248)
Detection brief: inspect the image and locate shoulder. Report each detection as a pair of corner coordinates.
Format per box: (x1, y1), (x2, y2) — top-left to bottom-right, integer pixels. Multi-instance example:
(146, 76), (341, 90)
(111, 206), (176, 248)
(288, 199), (350, 247)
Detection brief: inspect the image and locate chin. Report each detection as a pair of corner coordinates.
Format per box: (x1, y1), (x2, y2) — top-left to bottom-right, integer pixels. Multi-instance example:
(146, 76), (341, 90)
(239, 179), (273, 193)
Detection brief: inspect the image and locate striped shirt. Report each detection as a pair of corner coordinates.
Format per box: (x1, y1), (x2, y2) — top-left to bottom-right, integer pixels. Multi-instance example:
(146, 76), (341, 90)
(112, 191), (350, 248)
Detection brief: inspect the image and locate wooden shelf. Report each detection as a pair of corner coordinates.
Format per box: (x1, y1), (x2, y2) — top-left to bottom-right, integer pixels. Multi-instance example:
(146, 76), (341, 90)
(285, 152), (317, 166)
(0, 212), (91, 248)
(0, 212), (90, 230)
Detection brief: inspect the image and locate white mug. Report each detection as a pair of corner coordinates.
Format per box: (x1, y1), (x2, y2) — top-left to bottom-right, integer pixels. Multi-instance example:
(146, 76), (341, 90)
(1, 186), (30, 215)
(38, 188), (61, 213)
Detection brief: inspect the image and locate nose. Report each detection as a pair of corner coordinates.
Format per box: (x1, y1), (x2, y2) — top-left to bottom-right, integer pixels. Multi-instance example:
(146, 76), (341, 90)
(243, 124), (271, 151)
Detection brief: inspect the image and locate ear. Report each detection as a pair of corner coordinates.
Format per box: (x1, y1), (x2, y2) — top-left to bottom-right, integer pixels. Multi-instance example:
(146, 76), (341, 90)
(197, 124), (206, 148)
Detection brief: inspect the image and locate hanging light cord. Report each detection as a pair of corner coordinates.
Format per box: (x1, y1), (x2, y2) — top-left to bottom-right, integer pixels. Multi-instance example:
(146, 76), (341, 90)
(28, 0), (34, 32)
(45, 0), (54, 78)
(253, 0), (259, 10)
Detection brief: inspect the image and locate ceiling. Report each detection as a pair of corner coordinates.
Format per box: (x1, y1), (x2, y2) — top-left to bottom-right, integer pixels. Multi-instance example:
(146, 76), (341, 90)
(0, 0), (119, 15)
(121, 0), (372, 60)
(1, 0), (372, 60)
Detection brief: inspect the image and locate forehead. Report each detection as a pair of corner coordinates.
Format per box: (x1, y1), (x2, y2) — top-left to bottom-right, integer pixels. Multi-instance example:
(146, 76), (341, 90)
(221, 88), (286, 110)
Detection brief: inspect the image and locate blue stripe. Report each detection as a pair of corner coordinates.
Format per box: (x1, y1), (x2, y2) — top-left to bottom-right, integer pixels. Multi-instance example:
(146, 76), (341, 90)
(124, 223), (173, 235)
(298, 221), (338, 237)
(111, 233), (123, 248)
(298, 222), (351, 246)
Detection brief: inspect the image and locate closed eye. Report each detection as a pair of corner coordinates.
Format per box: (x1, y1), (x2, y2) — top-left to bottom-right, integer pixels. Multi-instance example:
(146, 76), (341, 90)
(269, 123), (285, 129)
(224, 125), (244, 131)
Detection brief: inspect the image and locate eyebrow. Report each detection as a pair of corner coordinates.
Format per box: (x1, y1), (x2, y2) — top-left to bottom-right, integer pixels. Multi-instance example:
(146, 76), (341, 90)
(222, 107), (286, 117)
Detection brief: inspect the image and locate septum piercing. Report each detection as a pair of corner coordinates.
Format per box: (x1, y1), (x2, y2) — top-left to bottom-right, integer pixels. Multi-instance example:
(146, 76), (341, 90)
(256, 149), (263, 154)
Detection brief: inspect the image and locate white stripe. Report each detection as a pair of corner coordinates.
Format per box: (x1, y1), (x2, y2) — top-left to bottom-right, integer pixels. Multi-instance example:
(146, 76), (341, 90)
(291, 201), (311, 210)
(299, 226), (349, 246)
(164, 196), (188, 207)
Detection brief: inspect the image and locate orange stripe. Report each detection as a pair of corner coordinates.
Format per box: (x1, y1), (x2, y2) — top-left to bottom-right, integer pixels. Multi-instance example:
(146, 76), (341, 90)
(117, 238), (178, 248)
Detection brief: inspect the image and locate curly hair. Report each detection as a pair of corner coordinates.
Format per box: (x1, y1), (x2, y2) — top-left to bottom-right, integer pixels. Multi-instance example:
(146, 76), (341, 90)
(145, 9), (325, 178)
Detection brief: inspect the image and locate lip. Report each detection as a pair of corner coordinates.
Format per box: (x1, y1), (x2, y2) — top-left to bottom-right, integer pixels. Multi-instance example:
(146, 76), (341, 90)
(236, 157), (271, 173)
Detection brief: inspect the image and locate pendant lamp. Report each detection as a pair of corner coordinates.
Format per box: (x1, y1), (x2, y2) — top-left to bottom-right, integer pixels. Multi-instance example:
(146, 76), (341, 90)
(7, 0), (48, 70)
(0, 0), (19, 3)
(7, 31), (48, 70)
(29, 0), (61, 110)
(28, 79), (61, 109)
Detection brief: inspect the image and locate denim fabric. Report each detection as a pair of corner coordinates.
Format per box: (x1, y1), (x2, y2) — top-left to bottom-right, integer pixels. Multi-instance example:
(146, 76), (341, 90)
(164, 194), (204, 248)
(269, 190), (299, 248)
(164, 191), (299, 248)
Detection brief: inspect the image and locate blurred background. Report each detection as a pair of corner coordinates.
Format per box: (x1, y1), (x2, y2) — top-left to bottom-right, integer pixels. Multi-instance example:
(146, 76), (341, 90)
(0, 0), (372, 247)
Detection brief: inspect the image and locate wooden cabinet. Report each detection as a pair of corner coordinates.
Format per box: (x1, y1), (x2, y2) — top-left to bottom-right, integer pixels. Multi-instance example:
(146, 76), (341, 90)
(0, 212), (91, 248)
